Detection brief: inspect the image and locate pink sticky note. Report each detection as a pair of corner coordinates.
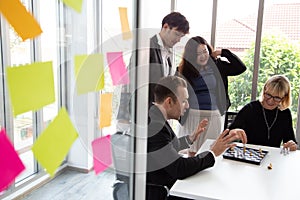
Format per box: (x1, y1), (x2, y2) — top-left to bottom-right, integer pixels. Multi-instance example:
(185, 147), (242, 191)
(106, 52), (129, 85)
(92, 135), (112, 175)
(0, 128), (25, 192)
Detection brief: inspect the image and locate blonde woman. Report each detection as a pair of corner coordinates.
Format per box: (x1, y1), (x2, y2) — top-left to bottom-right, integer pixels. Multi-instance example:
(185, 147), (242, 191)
(229, 75), (297, 151)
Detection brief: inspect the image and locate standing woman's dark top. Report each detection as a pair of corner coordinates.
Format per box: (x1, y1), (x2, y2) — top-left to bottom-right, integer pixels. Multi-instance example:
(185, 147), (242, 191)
(177, 36), (246, 153)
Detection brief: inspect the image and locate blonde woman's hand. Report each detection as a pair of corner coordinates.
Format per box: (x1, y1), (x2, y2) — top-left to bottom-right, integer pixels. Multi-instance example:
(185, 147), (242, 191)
(283, 140), (298, 151)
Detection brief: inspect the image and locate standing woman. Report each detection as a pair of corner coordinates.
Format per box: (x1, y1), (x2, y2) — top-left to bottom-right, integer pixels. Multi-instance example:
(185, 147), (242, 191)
(229, 75), (297, 150)
(178, 36), (246, 154)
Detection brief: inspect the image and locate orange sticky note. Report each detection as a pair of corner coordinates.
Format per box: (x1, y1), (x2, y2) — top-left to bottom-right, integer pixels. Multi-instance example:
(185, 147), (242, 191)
(118, 7), (132, 40)
(61, 0), (83, 13)
(99, 93), (112, 128)
(0, 0), (42, 41)
(74, 54), (104, 95)
(31, 107), (78, 177)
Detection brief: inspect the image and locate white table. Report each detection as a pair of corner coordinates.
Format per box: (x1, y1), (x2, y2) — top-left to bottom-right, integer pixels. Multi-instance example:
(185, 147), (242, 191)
(170, 139), (300, 200)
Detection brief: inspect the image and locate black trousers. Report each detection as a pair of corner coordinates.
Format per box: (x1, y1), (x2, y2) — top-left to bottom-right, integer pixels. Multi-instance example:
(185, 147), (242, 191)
(146, 185), (193, 200)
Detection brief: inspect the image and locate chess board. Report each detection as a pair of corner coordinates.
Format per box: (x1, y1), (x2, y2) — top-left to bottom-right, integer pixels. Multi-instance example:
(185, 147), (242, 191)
(222, 146), (268, 165)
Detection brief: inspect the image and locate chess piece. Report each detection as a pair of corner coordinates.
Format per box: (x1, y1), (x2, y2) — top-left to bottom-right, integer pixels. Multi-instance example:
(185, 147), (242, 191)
(267, 163), (272, 170)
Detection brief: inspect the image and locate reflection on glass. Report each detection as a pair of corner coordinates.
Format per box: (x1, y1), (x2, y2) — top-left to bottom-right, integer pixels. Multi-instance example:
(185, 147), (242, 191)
(102, 0), (135, 199)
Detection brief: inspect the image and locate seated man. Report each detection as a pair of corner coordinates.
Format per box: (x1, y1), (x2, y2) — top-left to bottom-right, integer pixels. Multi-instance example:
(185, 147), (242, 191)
(146, 75), (247, 200)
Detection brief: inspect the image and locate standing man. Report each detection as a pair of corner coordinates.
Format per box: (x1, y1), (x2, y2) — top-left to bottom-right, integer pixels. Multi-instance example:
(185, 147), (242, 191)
(146, 76), (247, 199)
(116, 12), (189, 124)
(148, 12), (190, 107)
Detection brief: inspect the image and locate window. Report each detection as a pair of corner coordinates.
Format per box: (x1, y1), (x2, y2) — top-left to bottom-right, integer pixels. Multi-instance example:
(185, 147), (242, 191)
(0, 0), (61, 195)
(216, 0), (259, 111)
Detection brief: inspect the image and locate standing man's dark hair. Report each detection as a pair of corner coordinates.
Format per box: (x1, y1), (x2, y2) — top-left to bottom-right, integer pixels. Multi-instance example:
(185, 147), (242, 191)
(161, 12), (190, 34)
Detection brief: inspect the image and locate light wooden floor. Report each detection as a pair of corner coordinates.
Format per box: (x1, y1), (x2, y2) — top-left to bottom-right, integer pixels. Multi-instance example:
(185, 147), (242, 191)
(20, 168), (116, 200)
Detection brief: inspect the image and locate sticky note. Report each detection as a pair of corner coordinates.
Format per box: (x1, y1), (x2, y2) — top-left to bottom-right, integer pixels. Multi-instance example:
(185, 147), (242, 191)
(92, 135), (112, 175)
(0, 128), (25, 192)
(107, 52), (129, 85)
(31, 107), (78, 177)
(61, 0), (83, 13)
(0, 0), (42, 41)
(99, 93), (113, 128)
(74, 54), (104, 95)
(6, 61), (55, 116)
(118, 7), (132, 40)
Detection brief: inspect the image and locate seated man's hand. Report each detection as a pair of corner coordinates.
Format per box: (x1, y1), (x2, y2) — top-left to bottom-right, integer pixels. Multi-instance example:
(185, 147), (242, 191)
(189, 118), (208, 143)
(210, 129), (247, 157)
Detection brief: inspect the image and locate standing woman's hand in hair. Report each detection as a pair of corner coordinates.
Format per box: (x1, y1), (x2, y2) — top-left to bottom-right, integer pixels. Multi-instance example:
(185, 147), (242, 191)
(211, 49), (222, 59)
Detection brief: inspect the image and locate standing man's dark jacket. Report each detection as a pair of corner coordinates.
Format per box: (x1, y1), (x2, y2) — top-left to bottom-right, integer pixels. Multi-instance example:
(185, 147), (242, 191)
(148, 35), (172, 107)
(146, 105), (215, 191)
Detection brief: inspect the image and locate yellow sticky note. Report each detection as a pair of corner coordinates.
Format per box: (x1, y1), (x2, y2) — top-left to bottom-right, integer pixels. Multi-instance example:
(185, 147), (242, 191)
(6, 61), (55, 116)
(99, 93), (112, 128)
(118, 7), (132, 40)
(61, 0), (83, 13)
(74, 54), (104, 95)
(0, 0), (42, 41)
(31, 107), (78, 177)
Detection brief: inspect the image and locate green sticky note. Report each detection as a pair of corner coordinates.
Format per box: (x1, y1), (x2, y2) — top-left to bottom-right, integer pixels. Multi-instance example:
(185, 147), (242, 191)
(61, 0), (83, 13)
(74, 54), (104, 95)
(31, 107), (78, 177)
(6, 61), (55, 116)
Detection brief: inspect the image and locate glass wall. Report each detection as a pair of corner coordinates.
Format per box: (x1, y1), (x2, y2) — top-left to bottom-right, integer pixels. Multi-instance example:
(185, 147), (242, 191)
(0, 0), (299, 199)
(0, 0), (61, 197)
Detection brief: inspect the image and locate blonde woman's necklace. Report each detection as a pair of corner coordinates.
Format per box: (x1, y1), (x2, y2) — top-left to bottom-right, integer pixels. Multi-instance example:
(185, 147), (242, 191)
(261, 105), (278, 140)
